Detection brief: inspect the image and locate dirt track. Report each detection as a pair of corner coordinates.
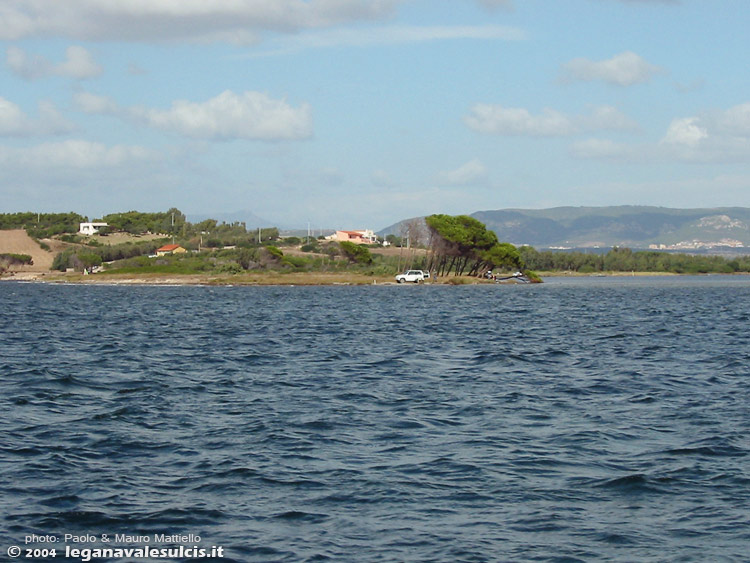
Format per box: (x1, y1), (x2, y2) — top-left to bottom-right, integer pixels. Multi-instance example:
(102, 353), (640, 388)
(0, 229), (63, 272)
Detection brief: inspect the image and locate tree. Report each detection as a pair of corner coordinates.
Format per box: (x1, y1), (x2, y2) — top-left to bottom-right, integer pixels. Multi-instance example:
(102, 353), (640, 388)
(339, 241), (373, 264)
(425, 214), (516, 276)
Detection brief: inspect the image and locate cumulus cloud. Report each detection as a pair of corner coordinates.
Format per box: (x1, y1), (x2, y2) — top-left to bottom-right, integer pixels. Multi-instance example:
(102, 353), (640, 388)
(75, 90), (313, 141)
(0, 96), (75, 136)
(0, 0), (399, 43)
(0, 140), (155, 168)
(135, 91), (312, 140)
(6, 46), (102, 80)
(572, 103), (750, 164)
(661, 117), (707, 147)
(465, 105), (574, 136)
(561, 51), (662, 86)
(436, 159), (488, 186)
(465, 104), (636, 136)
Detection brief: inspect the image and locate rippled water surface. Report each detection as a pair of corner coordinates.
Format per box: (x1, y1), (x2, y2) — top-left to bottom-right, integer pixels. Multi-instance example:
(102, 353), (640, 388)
(2, 277), (750, 562)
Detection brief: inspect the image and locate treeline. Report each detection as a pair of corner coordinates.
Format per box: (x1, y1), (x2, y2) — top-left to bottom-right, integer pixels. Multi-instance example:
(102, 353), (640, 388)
(425, 214), (522, 276)
(52, 240), (167, 271)
(519, 246), (750, 274)
(97, 241), (383, 276)
(51, 236), (378, 274)
(0, 212), (86, 239)
(0, 209), (279, 247)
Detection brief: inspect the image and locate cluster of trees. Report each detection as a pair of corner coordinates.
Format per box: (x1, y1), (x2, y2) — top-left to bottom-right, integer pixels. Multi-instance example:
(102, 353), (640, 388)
(101, 209), (279, 248)
(50, 234), (380, 274)
(52, 240), (169, 272)
(425, 214), (522, 276)
(339, 241), (373, 264)
(519, 246), (750, 274)
(0, 212), (86, 238)
(101, 209), (186, 235)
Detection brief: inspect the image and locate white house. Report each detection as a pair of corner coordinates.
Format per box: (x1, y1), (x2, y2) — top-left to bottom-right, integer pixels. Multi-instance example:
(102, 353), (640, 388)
(78, 222), (109, 236)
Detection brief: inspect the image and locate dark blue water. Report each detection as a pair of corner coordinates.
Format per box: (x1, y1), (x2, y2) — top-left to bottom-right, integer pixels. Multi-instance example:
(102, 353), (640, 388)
(2, 277), (749, 562)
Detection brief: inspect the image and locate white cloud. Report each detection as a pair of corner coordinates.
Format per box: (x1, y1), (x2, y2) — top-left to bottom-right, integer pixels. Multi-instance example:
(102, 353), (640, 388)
(0, 97), (28, 134)
(465, 104), (636, 137)
(0, 140), (156, 168)
(436, 159), (488, 186)
(55, 46), (102, 78)
(561, 51), (662, 86)
(6, 46), (46, 79)
(584, 105), (640, 131)
(76, 90), (313, 141)
(572, 104), (750, 164)
(718, 102), (750, 136)
(73, 92), (120, 115)
(660, 117), (707, 147)
(251, 24), (525, 55)
(0, 0), (399, 43)
(6, 46), (102, 80)
(134, 91), (313, 140)
(0, 96), (75, 136)
(465, 105), (575, 136)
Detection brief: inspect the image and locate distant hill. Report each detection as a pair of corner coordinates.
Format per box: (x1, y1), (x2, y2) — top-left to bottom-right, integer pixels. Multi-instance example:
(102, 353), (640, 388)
(381, 207), (750, 251)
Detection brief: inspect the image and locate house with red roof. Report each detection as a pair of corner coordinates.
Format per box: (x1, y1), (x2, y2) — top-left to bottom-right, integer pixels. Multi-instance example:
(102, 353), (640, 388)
(326, 229), (379, 245)
(156, 244), (187, 256)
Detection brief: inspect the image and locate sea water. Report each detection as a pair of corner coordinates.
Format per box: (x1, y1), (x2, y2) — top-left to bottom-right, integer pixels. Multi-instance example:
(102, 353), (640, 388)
(1, 277), (749, 562)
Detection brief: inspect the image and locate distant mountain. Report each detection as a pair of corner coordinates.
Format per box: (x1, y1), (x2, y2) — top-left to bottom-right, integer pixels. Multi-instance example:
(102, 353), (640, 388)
(381, 207), (750, 251)
(474, 206), (750, 249)
(187, 209), (276, 229)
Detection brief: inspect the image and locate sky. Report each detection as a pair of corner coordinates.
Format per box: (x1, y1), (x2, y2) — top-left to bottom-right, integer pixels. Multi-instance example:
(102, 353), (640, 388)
(2, 0), (750, 230)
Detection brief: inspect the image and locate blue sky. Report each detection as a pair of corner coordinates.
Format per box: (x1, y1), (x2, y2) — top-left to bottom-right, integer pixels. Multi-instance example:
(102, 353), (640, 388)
(2, 0), (750, 229)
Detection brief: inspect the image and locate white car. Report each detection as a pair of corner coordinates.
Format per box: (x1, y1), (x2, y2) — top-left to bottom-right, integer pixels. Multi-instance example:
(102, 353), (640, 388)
(395, 270), (426, 283)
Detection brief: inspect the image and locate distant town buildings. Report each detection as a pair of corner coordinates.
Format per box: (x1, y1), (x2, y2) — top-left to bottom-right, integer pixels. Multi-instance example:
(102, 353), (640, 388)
(649, 239), (745, 250)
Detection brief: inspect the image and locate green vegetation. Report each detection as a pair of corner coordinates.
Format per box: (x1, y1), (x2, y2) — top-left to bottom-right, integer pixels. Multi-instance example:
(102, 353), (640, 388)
(339, 241), (373, 264)
(0, 253), (33, 273)
(425, 214), (522, 276)
(520, 246), (750, 274)
(0, 212), (86, 238)
(50, 237), (392, 276)
(100, 208), (279, 248)
(7, 207), (750, 279)
(102, 209), (186, 235)
(52, 240), (167, 272)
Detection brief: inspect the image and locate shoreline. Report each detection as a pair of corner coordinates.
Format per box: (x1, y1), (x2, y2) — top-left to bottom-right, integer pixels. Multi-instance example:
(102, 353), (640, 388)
(1, 271), (539, 286)
(3, 270), (748, 286)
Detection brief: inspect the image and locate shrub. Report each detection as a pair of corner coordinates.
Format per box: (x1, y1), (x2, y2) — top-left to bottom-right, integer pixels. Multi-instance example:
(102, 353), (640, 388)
(339, 241), (373, 264)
